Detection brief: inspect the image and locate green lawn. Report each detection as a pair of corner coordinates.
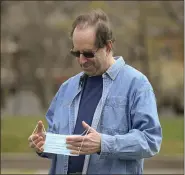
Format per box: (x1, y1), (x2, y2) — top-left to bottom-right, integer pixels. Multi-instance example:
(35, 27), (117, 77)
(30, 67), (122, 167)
(1, 116), (48, 153)
(1, 116), (184, 155)
(159, 117), (184, 155)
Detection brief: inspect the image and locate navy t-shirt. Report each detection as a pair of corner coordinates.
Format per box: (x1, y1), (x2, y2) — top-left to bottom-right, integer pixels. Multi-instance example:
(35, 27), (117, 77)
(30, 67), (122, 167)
(68, 75), (103, 174)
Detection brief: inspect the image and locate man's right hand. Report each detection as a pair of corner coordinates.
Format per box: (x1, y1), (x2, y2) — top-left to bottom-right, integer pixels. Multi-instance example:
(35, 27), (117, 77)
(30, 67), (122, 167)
(28, 120), (46, 153)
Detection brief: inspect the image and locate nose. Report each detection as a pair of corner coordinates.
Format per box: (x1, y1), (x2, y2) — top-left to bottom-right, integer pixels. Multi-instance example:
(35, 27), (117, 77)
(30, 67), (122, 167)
(79, 54), (88, 64)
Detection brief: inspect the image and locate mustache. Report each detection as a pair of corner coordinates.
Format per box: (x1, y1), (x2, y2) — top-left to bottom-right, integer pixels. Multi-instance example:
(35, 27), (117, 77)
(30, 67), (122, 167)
(81, 62), (92, 68)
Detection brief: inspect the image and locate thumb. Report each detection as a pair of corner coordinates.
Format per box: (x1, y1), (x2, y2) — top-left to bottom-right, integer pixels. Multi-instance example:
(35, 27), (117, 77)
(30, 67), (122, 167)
(82, 121), (94, 133)
(37, 120), (44, 133)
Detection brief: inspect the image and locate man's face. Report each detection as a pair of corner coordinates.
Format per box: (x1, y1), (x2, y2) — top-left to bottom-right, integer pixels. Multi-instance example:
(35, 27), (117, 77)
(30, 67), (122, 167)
(72, 26), (109, 76)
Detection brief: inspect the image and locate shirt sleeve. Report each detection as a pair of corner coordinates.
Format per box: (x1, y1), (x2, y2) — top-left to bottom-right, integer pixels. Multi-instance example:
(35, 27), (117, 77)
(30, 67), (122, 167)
(37, 86), (61, 159)
(99, 78), (162, 160)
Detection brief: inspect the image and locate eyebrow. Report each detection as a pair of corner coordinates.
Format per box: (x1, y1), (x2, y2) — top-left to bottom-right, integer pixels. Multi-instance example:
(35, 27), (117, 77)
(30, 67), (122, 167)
(73, 48), (95, 52)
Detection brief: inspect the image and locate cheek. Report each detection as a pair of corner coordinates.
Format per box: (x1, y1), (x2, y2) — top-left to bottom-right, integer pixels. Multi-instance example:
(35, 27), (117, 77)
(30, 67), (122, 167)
(93, 59), (102, 69)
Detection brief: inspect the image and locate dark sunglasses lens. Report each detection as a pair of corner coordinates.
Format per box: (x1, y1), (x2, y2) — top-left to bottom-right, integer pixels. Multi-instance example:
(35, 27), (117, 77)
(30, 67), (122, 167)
(83, 52), (94, 58)
(71, 51), (80, 57)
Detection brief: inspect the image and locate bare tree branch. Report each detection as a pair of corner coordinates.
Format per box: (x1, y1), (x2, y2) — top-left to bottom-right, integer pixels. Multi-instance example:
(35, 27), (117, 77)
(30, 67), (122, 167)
(160, 1), (183, 29)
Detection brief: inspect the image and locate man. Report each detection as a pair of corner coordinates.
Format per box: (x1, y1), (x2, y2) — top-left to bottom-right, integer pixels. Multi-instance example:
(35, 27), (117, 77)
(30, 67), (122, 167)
(28, 9), (162, 174)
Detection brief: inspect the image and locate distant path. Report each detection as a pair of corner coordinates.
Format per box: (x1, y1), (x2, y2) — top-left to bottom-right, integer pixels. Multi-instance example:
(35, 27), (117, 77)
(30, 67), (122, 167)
(1, 153), (184, 174)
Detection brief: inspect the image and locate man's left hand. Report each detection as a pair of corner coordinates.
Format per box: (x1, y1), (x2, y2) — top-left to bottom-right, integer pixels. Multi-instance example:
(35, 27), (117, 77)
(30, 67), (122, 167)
(66, 121), (101, 155)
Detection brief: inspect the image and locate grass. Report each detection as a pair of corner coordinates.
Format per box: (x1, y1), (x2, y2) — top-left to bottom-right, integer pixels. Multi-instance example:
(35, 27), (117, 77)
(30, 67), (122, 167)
(1, 116), (48, 153)
(1, 116), (184, 155)
(159, 117), (184, 155)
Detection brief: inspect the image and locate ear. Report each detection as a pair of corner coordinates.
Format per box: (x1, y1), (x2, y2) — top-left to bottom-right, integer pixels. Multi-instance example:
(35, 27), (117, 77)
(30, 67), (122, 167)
(106, 40), (112, 53)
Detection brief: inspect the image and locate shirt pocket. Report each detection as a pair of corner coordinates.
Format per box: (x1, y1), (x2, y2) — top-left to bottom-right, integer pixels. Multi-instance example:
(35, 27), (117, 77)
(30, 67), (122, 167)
(100, 96), (129, 135)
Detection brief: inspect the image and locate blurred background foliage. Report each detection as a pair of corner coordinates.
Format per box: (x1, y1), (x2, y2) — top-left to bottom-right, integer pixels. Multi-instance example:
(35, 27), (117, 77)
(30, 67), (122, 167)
(1, 1), (184, 155)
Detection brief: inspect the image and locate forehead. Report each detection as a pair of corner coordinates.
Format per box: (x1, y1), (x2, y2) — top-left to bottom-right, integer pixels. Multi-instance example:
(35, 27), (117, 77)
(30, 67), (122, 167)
(72, 26), (96, 50)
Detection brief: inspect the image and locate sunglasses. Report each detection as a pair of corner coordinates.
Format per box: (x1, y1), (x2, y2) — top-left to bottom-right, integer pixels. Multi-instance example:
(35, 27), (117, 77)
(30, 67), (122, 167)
(70, 48), (98, 59)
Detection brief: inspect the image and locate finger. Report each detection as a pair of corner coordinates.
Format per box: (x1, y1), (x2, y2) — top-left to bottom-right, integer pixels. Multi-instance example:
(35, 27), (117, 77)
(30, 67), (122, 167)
(36, 140), (45, 152)
(28, 134), (39, 142)
(38, 133), (46, 140)
(71, 147), (98, 155)
(67, 142), (92, 152)
(37, 121), (44, 133)
(66, 138), (89, 148)
(30, 141), (39, 148)
(67, 145), (80, 151)
(66, 141), (83, 147)
(29, 136), (43, 148)
(66, 135), (84, 143)
(34, 136), (44, 145)
(70, 150), (87, 155)
(37, 141), (44, 149)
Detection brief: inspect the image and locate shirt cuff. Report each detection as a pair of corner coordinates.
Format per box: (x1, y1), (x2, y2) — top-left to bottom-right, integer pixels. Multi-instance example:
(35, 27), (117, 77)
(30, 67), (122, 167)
(99, 133), (115, 159)
(36, 151), (48, 158)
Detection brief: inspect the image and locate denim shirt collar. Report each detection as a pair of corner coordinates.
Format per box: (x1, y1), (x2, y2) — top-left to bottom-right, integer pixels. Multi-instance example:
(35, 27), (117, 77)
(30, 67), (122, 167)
(79, 56), (125, 82)
(105, 56), (125, 80)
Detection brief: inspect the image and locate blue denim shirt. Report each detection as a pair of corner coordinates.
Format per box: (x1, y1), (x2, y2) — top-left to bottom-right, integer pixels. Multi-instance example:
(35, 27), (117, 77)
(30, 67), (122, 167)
(39, 56), (162, 174)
